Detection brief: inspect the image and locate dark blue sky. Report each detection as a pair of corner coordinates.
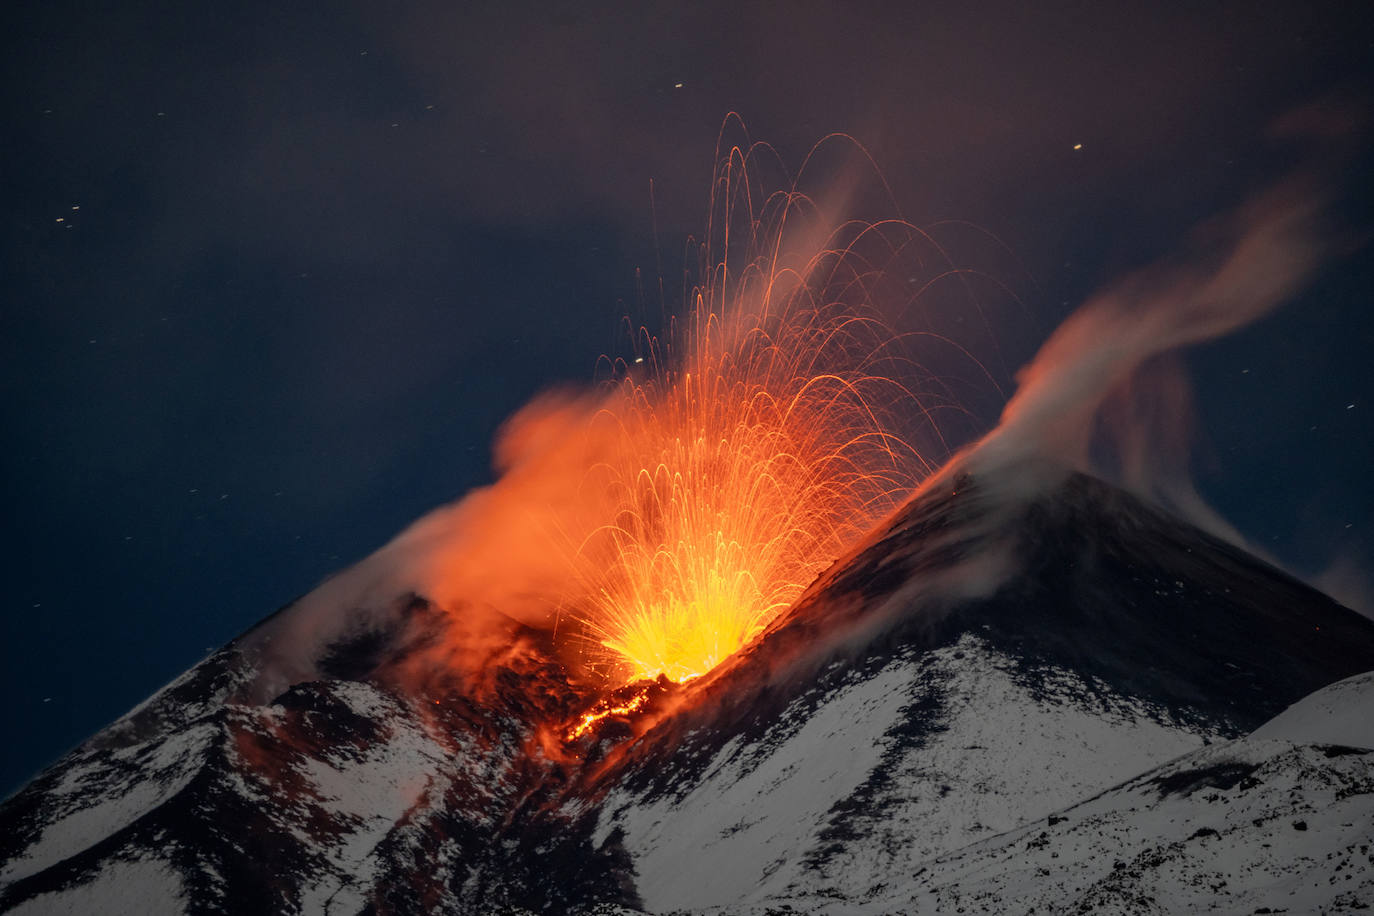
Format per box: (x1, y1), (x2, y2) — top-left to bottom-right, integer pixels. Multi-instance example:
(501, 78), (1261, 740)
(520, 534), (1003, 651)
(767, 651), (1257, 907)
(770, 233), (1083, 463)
(3, 0), (1372, 795)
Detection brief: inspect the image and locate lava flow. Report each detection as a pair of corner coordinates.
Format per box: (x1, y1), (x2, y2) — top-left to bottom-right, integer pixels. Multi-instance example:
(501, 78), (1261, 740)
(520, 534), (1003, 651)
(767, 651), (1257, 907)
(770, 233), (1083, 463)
(560, 134), (938, 689)
(567, 693), (650, 741)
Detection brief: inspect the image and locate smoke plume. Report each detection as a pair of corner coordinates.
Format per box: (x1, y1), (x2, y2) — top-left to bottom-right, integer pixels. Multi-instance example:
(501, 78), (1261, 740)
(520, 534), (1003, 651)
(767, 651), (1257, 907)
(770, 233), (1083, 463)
(245, 132), (1345, 703)
(968, 173), (1330, 542)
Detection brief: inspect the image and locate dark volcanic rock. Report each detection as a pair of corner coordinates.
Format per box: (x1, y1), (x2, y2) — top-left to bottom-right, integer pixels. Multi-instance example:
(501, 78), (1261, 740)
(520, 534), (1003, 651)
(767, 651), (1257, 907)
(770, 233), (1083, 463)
(2, 469), (1372, 914)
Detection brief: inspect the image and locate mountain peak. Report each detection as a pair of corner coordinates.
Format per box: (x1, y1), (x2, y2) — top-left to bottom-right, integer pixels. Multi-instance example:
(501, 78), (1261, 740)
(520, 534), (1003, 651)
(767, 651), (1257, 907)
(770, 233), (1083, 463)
(2, 468), (1371, 913)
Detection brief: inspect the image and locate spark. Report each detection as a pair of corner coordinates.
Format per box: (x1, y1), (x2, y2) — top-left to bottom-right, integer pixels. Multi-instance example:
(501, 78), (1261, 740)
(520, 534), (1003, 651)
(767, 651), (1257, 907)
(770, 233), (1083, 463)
(570, 306), (917, 682)
(563, 139), (932, 685)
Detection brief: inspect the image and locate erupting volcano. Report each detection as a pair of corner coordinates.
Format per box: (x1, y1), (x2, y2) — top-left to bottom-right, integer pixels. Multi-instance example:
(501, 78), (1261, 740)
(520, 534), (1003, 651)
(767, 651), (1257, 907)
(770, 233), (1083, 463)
(567, 299), (913, 684)
(503, 133), (966, 689)
(3, 125), (1372, 915)
(564, 212), (925, 685)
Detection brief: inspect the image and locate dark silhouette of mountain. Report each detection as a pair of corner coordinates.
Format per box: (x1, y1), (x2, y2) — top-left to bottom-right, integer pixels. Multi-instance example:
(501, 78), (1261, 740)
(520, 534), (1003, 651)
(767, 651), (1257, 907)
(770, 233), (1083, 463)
(3, 467), (1372, 914)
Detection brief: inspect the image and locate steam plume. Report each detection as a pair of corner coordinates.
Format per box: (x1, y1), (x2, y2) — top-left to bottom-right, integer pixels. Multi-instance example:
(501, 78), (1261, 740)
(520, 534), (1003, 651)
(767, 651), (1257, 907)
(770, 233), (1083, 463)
(969, 173), (1330, 536)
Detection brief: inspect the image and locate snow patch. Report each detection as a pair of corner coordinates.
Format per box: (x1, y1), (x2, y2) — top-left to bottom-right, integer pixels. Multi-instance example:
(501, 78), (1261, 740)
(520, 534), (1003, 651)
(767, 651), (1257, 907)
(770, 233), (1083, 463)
(1251, 669), (1374, 749)
(6, 857), (187, 916)
(802, 635), (1213, 897)
(1, 725), (214, 885)
(595, 658), (917, 911)
(288, 685), (449, 909)
(885, 739), (1374, 915)
(599, 634), (1216, 912)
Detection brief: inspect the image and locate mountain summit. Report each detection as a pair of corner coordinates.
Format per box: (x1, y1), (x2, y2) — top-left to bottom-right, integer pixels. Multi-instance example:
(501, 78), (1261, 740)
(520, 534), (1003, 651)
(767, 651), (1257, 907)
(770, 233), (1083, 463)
(3, 466), (1372, 914)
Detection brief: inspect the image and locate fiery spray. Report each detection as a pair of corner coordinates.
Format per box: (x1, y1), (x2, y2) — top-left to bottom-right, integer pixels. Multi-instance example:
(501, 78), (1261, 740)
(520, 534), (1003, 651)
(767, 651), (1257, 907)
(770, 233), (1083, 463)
(560, 134), (957, 684)
(570, 307), (914, 682)
(360, 126), (1001, 713)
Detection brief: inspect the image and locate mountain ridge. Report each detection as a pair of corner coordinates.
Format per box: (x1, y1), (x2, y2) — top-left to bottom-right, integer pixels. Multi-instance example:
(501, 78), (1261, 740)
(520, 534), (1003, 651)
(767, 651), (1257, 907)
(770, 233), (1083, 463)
(2, 466), (1372, 913)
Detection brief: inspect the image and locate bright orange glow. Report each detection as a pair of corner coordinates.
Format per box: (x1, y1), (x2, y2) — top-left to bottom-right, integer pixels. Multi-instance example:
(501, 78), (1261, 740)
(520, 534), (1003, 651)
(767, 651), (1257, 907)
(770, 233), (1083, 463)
(564, 130), (941, 685)
(566, 688), (653, 741)
(572, 322), (914, 683)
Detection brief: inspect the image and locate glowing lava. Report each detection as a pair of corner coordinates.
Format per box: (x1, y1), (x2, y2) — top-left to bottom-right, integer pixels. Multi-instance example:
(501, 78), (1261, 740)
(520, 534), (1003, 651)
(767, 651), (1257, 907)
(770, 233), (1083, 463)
(566, 687), (653, 741)
(573, 323), (912, 682)
(565, 136), (932, 685)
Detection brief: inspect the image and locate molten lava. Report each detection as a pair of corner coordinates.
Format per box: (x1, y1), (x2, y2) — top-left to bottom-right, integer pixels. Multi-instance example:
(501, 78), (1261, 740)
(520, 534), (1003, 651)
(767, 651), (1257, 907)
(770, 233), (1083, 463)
(563, 137), (931, 685)
(566, 687), (653, 741)
(571, 319), (914, 683)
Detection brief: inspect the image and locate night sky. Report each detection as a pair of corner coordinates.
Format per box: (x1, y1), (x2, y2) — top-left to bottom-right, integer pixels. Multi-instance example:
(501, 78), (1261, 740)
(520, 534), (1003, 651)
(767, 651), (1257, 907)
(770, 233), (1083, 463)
(3, 1), (1372, 795)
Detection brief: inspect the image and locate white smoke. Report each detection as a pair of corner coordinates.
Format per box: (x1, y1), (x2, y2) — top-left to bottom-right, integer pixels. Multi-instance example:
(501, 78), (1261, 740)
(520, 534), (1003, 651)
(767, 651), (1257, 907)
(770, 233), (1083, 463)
(967, 172), (1331, 550)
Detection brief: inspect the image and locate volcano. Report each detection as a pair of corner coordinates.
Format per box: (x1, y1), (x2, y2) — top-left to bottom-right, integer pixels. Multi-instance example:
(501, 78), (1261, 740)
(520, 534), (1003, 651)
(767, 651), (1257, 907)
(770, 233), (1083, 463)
(3, 461), (1373, 914)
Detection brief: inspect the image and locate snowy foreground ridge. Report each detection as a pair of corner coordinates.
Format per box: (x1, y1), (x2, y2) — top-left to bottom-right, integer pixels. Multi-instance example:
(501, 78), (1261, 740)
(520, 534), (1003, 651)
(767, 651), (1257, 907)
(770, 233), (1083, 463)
(2, 470), (1373, 914)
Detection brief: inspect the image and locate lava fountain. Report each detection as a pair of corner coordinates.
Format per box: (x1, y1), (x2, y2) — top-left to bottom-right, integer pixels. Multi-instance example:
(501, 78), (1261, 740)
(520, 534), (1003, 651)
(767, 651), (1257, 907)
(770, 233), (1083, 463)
(559, 130), (967, 686)
(570, 293), (916, 683)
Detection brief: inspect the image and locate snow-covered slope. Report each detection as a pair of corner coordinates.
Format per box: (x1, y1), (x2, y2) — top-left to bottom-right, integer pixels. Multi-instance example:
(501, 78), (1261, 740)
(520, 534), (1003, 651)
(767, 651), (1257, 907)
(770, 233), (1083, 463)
(3, 469), (1373, 914)
(0, 599), (594, 914)
(0, 674), (456, 912)
(589, 633), (1217, 912)
(833, 670), (1374, 915)
(1252, 670), (1374, 749)
(552, 470), (1374, 912)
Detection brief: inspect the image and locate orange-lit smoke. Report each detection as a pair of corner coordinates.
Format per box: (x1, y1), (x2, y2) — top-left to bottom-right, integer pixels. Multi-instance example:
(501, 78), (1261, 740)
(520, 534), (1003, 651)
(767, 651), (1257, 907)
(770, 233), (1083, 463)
(238, 113), (1352, 726)
(245, 128), (995, 698)
(556, 136), (962, 683)
(419, 130), (980, 687)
